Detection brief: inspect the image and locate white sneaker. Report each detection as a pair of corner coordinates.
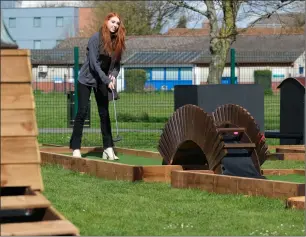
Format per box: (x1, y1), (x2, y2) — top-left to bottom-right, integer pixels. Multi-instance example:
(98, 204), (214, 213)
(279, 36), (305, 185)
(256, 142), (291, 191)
(102, 147), (119, 160)
(72, 149), (82, 158)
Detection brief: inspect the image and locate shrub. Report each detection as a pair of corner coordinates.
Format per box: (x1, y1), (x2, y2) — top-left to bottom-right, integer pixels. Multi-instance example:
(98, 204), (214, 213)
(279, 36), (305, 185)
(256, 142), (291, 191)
(125, 69), (147, 92)
(254, 70), (272, 91)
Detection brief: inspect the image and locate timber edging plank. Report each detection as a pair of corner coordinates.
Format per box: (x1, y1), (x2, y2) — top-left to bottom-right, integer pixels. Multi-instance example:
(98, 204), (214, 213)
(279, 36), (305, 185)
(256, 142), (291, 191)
(262, 169), (305, 175)
(40, 152), (179, 183)
(286, 196), (305, 210)
(171, 170), (305, 199)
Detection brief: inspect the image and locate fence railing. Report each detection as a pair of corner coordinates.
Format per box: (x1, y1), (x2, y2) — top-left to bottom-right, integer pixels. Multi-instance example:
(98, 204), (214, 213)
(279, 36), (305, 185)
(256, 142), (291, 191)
(31, 49), (305, 149)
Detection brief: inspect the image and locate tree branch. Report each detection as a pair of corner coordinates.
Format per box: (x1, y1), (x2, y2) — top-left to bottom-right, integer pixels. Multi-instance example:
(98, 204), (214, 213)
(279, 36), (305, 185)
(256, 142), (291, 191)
(244, 0), (297, 30)
(168, 0), (208, 17)
(204, 0), (219, 36)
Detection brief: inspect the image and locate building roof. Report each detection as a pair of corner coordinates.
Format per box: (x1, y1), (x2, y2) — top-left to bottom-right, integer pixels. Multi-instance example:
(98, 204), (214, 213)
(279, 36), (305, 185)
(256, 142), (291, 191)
(192, 51), (303, 64)
(165, 27), (304, 36)
(56, 34), (304, 52)
(31, 49), (75, 65)
(123, 51), (201, 65)
(32, 34), (304, 65)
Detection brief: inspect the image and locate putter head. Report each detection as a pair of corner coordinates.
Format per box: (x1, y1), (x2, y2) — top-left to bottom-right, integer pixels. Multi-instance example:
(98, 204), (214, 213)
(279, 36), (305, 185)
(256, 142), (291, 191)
(113, 136), (122, 142)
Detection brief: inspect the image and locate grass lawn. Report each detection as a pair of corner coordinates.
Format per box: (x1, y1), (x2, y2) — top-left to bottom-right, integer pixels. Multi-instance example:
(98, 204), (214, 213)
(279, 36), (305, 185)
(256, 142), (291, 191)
(34, 91), (280, 130)
(261, 160), (305, 170)
(266, 174), (305, 183)
(35, 92), (281, 148)
(81, 152), (162, 166)
(42, 164), (305, 236)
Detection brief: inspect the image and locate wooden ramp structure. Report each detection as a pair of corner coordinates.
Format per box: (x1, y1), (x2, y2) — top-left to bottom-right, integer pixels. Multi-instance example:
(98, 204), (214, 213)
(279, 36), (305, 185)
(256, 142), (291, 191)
(158, 104), (267, 177)
(212, 104), (268, 175)
(1, 46), (79, 235)
(158, 104), (226, 171)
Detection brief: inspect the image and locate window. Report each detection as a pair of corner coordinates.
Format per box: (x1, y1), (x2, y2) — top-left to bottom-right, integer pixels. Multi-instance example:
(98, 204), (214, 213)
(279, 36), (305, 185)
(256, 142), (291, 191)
(180, 68), (192, 80)
(33, 40), (41, 49)
(56, 17), (63, 27)
(9, 18), (16, 28)
(151, 68), (164, 81)
(166, 68), (178, 80)
(299, 66), (304, 75)
(33, 17), (41, 27)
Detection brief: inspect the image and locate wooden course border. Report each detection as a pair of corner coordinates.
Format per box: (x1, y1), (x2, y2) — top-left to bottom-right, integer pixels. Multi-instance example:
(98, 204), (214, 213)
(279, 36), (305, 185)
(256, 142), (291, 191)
(171, 170), (305, 199)
(40, 145), (305, 162)
(41, 152), (180, 183)
(266, 152), (305, 161)
(40, 146), (305, 210)
(262, 169), (305, 175)
(267, 145), (305, 161)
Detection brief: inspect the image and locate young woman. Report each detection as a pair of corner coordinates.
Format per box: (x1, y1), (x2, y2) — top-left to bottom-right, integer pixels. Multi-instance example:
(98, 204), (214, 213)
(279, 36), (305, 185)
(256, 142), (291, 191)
(70, 12), (126, 160)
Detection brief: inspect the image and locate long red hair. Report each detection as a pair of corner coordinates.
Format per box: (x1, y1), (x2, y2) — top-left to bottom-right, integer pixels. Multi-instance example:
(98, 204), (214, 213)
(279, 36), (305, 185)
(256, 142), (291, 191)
(101, 12), (126, 60)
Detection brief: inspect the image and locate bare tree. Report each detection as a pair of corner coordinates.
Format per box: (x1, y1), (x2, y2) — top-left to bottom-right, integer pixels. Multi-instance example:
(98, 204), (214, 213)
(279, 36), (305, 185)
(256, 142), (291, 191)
(38, 1), (85, 7)
(168, 0), (303, 84)
(81, 1), (181, 36)
(145, 1), (181, 33)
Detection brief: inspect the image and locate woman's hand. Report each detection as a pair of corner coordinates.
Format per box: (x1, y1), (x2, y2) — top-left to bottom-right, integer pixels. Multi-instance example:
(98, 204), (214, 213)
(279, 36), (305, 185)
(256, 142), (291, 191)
(109, 75), (116, 84)
(108, 81), (115, 90)
(108, 75), (116, 90)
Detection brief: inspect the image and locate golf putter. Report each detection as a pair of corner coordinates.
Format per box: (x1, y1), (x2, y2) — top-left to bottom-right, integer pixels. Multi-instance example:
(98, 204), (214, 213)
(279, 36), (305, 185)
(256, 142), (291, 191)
(112, 89), (122, 142)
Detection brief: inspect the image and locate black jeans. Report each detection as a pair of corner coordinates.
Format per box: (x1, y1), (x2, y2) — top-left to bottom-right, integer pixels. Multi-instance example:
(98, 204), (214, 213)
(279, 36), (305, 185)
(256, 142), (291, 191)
(70, 81), (114, 149)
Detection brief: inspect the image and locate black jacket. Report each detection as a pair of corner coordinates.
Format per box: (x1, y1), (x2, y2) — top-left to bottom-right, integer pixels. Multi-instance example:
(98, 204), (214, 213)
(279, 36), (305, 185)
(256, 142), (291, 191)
(78, 30), (120, 96)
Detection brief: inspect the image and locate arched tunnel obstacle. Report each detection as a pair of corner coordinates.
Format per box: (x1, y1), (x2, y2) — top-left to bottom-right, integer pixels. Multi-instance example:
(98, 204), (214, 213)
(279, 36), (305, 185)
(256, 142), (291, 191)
(158, 104), (268, 179)
(158, 104), (226, 171)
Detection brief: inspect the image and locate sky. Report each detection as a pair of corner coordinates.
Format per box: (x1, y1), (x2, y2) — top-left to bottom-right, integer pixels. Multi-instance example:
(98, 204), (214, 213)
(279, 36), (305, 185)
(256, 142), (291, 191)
(19, 0), (207, 32)
(14, 1), (306, 33)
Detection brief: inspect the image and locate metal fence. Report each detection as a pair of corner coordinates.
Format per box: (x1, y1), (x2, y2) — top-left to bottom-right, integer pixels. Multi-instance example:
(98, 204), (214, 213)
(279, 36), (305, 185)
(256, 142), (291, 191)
(31, 49), (305, 150)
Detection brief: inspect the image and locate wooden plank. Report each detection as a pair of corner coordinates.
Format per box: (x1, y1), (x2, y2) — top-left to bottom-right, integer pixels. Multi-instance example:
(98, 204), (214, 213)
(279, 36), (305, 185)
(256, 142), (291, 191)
(276, 147), (305, 153)
(262, 169), (299, 175)
(294, 169), (305, 175)
(1, 84), (35, 110)
(0, 49), (32, 83)
(1, 220), (78, 236)
(1, 137), (40, 164)
(171, 170), (215, 192)
(1, 164), (43, 191)
(217, 127), (245, 133)
(269, 145), (305, 151)
(185, 170), (214, 174)
(1, 110), (38, 137)
(286, 196), (305, 210)
(283, 153), (305, 161)
(95, 160), (139, 181)
(171, 170), (305, 199)
(140, 165), (183, 182)
(224, 143), (256, 149)
(40, 152), (140, 182)
(1, 192), (50, 210)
